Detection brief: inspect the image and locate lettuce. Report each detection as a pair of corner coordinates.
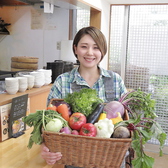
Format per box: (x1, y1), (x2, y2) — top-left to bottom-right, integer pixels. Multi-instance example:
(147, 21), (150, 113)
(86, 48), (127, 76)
(64, 88), (103, 116)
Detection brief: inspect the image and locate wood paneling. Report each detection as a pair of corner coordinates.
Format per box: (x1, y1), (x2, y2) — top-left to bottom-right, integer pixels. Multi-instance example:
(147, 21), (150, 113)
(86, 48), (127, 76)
(90, 7), (101, 29)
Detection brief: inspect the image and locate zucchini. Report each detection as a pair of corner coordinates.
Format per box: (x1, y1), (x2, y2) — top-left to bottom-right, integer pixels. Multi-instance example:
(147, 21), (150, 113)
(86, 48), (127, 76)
(87, 103), (104, 124)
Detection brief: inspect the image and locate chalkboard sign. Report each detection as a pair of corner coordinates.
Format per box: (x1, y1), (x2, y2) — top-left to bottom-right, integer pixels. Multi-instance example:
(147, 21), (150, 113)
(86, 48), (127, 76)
(9, 94), (28, 138)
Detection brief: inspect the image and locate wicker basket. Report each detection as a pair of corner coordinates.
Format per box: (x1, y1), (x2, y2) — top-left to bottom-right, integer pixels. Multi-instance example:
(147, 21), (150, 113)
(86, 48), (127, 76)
(43, 99), (132, 168)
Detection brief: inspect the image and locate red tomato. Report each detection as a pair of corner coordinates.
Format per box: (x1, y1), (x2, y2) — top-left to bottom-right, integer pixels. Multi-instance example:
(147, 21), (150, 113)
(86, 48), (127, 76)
(69, 113), (86, 130)
(79, 123), (97, 137)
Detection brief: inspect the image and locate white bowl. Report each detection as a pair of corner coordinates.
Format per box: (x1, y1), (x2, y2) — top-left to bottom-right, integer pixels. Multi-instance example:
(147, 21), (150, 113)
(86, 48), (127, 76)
(30, 71), (45, 88)
(5, 77), (18, 86)
(18, 86), (27, 92)
(22, 75), (35, 89)
(37, 69), (52, 85)
(5, 86), (18, 95)
(27, 82), (34, 90)
(16, 77), (27, 84)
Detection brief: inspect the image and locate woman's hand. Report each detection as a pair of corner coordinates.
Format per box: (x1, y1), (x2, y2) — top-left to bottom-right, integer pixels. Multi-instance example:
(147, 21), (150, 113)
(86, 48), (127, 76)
(41, 144), (62, 165)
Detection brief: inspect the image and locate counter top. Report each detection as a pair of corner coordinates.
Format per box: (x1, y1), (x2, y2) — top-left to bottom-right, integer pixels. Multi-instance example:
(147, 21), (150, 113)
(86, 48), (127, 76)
(0, 84), (52, 106)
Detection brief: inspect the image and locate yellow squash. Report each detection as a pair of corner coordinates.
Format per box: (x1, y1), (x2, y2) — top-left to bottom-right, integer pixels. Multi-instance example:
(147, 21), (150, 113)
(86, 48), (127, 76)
(98, 112), (107, 120)
(110, 112), (123, 124)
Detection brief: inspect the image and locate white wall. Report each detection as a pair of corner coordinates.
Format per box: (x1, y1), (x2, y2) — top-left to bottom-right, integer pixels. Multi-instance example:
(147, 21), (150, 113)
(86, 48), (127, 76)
(82, 0), (111, 70)
(0, 4), (69, 70)
(0, 1), (111, 71)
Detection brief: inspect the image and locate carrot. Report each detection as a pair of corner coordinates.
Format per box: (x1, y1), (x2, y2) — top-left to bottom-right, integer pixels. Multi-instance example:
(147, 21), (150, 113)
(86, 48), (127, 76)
(46, 104), (57, 111)
(57, 104), (70, 121)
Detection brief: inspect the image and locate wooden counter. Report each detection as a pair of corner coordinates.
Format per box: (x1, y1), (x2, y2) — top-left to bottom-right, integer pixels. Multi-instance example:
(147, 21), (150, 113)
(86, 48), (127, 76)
(0, 84), (52, 113)
(0, 84), (65, 168)
(0, 127), (64, 168)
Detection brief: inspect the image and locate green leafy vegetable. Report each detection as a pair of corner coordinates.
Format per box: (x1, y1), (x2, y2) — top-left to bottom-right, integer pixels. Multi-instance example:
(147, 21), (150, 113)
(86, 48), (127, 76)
(64, 88), (103, 116)
(115, 89), (167, 168)
(22, 110), (68, 149)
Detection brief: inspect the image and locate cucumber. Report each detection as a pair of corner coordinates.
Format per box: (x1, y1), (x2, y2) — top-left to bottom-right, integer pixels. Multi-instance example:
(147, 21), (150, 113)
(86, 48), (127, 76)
(87, 103), (104, 124)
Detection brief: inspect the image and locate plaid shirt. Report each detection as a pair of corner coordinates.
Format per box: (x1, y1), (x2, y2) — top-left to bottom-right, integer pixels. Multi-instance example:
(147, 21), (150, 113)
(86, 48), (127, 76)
(47, 67), (127, 105)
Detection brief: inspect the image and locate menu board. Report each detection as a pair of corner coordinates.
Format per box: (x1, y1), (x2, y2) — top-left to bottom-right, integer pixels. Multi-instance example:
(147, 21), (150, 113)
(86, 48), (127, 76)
(9, 94), (28, 138)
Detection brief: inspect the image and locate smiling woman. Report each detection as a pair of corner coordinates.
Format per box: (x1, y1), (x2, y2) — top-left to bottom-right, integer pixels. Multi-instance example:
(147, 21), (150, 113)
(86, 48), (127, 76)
(41, 26), (127, 168)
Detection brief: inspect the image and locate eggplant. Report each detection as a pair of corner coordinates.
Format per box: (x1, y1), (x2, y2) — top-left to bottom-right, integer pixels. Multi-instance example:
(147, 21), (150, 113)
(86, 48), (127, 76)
(87, 103), (104, 124)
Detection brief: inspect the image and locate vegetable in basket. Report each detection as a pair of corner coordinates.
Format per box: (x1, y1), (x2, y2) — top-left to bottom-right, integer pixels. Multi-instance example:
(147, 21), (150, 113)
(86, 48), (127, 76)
(68, 112), (86, 131)
(71, 130), (79, 135)
(87, 103), (104, 124)
(46, 104), (57, 111)
(22, 109), (69, 149)
(79, 123), (97, 137)
(110, 112), (123, 125)
(60, 126), (72, 134)
(94, 118), (114, 138)
(112, 89), (167, 168)
(64, 88), (103, 117)
(104, 101), (125, 118)
(57, 103), (70, 121)
(112, 126), (130, 138)
(45, 118), (63, 132)
(98, 112), (106, 121)
(50, 99), (72, 116)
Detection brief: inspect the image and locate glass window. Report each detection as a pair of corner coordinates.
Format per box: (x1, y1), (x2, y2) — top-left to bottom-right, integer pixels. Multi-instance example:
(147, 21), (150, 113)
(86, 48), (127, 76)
(109, 5), (168, 146)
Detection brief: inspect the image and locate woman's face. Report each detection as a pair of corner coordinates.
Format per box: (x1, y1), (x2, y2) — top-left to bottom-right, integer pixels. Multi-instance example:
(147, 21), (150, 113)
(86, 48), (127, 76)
(74, 34), (102, 68)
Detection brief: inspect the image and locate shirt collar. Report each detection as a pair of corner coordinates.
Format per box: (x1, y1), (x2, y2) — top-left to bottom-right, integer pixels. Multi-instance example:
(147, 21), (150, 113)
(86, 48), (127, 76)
(68, 66), (111, 83)
(99, 67), (111, 78)
(68, 67), (81, 83)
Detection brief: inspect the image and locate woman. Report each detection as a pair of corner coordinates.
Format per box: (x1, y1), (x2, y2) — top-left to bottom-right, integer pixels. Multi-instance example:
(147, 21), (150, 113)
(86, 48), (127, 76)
(41, 26), (127, 167)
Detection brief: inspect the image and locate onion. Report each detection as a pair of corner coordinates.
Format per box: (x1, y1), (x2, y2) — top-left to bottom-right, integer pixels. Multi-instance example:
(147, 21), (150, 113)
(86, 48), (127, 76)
(71, 130), (79, 135)
(104, 101), (125, 119)
(60, 126), (72, 134)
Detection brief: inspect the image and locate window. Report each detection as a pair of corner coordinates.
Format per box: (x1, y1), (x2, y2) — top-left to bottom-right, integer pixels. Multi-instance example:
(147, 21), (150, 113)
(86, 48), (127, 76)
(76, 8), (90, 32)
(109, 5), (168, 146)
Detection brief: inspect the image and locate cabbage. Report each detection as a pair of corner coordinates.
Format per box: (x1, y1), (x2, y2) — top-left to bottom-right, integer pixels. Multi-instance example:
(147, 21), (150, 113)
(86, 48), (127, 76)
(45, 118), (63, 132)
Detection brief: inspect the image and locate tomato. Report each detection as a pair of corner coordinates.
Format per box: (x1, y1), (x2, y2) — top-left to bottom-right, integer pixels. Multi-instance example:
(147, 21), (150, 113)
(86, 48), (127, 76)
(68, 113), (86, 130)
(79, 123), (97, 137)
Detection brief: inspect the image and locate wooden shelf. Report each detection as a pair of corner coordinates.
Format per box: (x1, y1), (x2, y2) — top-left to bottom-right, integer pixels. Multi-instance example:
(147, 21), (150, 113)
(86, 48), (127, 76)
(0, 84), (52, 112)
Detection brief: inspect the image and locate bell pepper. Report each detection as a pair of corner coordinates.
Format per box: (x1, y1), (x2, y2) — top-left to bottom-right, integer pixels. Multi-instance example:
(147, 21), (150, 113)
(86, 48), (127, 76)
(110, 112), (123, 125)
(94, 118), (114, 138)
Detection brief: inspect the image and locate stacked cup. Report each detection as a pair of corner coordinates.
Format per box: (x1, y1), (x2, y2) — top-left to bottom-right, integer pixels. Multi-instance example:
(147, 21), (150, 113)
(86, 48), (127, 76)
(37, 69), (52, 85)
(5, 77), (19, 94)
(23, 75), (35, 90)
(30, 71), (45, 88)
(15, 77), (28, 92)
